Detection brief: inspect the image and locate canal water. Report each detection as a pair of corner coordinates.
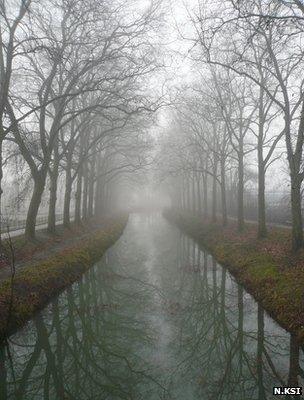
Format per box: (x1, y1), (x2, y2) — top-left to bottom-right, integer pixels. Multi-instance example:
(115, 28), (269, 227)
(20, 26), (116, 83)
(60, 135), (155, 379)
(0, 213), (303, 399)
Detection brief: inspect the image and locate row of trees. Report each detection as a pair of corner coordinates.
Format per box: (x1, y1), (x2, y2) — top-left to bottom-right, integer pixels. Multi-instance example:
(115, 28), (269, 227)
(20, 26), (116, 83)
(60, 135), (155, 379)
(0, 0), (162, 240)
(159, 0), (304, 251)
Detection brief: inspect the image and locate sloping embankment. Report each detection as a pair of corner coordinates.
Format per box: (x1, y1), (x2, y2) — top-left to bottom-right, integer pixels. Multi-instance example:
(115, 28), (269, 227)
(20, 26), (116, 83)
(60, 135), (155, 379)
(164, 209), (304, 341)
(0, 214), (128, 341)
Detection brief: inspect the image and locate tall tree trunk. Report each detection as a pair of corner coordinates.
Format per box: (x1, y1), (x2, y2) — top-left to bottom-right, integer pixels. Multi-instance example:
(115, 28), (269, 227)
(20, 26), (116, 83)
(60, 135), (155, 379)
(47, 169), (58, 234)
(104, 182), (110, 213)
(238, 149), (245, 231)
(196, 174), (201, 214)
(220, 157), (227, 226)
(47, 146), (59, 234)
(82, 161), (88, 221)
(178, 179), (183, 209)
(75, 171), (82, 224)
(258, 160), (267, 238)
(192, 172), (196, 213)
(212, 160), (218, 223)
(63, 159), (73, 228)
(182, 174), (186, 210)
(88, 154), (96, 218)
(95, 178), (102, 217)
(25, 172), (46, 240)
(186, 177), (191, 211)
(88, 176), (94, 218)
(94, 156), (102, 217)
(257, 88), (267, 238)
(203, 170), (208, 217)
(290, 172), (303, 251)
(285, 102), (304, 251)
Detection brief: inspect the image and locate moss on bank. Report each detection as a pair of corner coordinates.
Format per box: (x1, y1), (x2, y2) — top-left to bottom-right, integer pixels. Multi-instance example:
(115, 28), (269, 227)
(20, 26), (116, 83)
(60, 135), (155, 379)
(0, 214), (128, 341)
(164, 209), (304, 342)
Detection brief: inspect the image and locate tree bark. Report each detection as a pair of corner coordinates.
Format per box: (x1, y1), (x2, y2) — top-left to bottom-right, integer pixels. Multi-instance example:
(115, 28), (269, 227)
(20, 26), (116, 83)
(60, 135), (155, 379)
(47, 145), (59, 234)
(182, 174), (186, 210)
(75, 171), (82, 224)
(94, 155), (102, 216)
(191, 172), (196, 213)
(47, 169), (58, 234)
(25, 173), (46, 240)
(220, 157), (227, 226)
(290, 173), (303, 251)
(186, 177), (191, 210)
(258, 160), (267, 238)
(63, 160), (73, 228)
(212, 160), (218, 223)
(88, 153), (96, 218)
(196, 174), (201, 214)
(238, 149), (245, 231)
(203, 170), (208, 217)
(94, 178), (102, 217)
(285, 100), (304, 251)
(82, 161), (88, 221)
(104, 182), (110, 213)
(257, 87), (267, 239)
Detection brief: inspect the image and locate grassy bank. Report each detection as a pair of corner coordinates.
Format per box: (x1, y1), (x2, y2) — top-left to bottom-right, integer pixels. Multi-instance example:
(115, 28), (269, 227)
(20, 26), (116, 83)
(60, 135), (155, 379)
(164, 209), (304, 341)
(0, 214), (128, 341)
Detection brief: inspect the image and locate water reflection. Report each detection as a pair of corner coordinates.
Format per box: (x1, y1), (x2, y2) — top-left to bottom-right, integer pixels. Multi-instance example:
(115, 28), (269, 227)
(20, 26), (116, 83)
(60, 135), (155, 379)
(0, 213), (303, 399)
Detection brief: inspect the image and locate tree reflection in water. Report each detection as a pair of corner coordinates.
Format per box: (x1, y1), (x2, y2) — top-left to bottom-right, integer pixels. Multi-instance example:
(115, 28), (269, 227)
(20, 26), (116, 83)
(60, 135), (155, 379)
(172, 238), (304, 400)
(0, 214), (303, 399)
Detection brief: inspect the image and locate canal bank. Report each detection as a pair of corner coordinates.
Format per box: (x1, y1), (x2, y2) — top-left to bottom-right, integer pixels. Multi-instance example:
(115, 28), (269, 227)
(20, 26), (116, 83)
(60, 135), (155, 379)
(164, 208), (304, 342)
(0, 213), (128, 341)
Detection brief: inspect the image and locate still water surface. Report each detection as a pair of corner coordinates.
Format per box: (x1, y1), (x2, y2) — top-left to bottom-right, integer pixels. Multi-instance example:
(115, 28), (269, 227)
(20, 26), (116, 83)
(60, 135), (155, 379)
(0, 213), (303, 399)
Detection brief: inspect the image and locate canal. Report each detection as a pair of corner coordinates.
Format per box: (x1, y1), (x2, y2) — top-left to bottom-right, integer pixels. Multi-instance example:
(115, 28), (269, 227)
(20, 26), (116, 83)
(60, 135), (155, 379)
(0, 213), (302, 399)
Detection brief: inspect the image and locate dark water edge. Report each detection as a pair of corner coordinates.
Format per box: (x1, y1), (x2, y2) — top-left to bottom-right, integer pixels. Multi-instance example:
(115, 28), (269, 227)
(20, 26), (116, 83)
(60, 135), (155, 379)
(0, 213), (303, 399)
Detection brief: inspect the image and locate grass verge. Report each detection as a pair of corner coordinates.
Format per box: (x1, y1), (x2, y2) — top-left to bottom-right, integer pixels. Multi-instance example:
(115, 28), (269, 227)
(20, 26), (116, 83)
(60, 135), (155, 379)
(0, 214), (128, 341)
(164, 209), (304, 342)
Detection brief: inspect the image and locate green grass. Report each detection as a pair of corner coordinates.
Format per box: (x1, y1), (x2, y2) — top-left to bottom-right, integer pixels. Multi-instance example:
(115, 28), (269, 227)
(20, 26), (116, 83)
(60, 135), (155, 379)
(0, 214), (128, 341)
